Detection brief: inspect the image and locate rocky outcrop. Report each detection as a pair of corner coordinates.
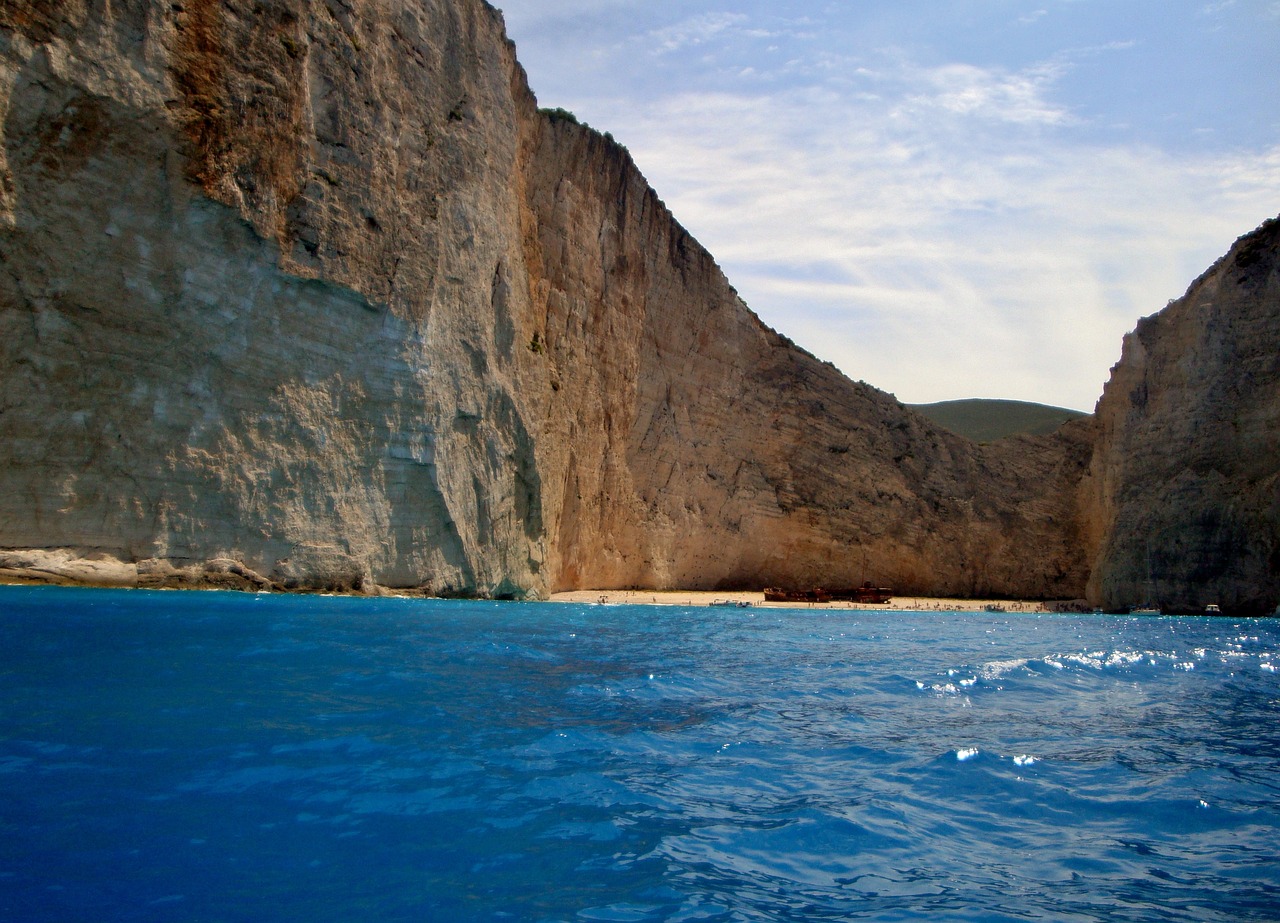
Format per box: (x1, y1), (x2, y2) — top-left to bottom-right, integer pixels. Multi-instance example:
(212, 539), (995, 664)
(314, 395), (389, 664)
(1082, 218), (1280, 615)
(5, 0), (1263, 607)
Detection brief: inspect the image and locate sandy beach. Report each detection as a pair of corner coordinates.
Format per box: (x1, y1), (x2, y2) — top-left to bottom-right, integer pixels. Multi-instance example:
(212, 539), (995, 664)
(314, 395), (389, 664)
(550, 589), (1051, 612)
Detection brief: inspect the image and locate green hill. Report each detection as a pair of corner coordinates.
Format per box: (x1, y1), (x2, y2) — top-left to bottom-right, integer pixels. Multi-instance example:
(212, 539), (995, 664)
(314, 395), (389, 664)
(908, 399), (1090, 443)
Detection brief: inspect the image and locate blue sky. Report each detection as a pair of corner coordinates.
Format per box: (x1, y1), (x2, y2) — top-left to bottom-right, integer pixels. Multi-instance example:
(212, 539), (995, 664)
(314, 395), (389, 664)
(496, 1), (1280, 410)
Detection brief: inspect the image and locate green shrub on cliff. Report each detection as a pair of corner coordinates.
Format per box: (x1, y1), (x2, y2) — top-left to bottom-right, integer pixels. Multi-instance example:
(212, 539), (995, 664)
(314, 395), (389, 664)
(541, 107), (581, 126)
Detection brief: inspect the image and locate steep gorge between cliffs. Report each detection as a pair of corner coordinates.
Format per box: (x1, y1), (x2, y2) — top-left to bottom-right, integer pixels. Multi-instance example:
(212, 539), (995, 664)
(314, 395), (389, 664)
(0, 0), (1275, 612)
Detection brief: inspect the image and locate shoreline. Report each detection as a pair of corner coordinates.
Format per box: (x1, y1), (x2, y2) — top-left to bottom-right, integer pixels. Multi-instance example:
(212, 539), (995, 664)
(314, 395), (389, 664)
(1, 566), (1246, 615)
(550, 589), (1054, 613)
(0, 550), (1069, 612)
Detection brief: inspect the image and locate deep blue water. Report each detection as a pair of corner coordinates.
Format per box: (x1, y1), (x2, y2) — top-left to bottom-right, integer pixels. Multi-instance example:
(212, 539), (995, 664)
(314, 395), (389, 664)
(2, 587), (1279, 922)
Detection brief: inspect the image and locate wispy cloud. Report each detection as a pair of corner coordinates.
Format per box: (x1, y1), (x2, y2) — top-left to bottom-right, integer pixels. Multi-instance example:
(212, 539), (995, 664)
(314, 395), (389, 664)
(899, 61), (1073, 125)
(613, 65), (1279, 409)
(648, 13), (747, 54)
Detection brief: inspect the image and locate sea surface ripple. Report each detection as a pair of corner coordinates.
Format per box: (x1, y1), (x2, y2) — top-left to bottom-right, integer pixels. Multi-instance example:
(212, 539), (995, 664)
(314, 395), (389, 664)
(2, 586), (1279, 921)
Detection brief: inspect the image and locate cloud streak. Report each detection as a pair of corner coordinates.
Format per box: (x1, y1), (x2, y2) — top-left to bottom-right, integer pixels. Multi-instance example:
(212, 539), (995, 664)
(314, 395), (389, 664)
(901, 61), (1073, 125)
(648, 13), (748, 54)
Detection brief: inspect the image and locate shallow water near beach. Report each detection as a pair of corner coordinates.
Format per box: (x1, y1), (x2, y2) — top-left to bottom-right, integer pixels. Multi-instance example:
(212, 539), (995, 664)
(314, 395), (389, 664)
(2, 585), (1279, 921)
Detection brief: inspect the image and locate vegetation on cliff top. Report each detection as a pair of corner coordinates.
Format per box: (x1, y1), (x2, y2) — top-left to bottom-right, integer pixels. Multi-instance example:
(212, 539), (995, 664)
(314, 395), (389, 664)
(541, 106), (580, 126)
(540, 106), (624, 149)
(909, 399), (1089, 443)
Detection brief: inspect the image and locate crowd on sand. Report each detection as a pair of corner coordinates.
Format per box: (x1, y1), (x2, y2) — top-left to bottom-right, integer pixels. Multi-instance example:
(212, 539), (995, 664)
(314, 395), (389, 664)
(550, 589), (1064, 612)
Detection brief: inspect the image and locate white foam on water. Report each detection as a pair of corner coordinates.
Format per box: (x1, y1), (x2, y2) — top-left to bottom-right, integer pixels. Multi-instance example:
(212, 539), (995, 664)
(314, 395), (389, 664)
(980, 658), (1028, 680)
(955, 748), (980, 762)
(918, 680), (963, 696)
(1013, 755), (1038, 767)
(1050, 650), (1152, 671)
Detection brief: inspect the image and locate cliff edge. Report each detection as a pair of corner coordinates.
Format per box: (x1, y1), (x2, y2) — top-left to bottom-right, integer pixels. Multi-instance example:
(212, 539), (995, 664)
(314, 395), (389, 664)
(1082, 218), (1280, 614)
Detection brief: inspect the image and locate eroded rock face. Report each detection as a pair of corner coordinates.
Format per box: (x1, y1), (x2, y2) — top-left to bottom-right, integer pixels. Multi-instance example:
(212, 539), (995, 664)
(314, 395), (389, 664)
(1082, 219), (1280, 615)
(0, 0), (1107, 600)
(517, 118), (1095, 597)
(1, 0), (548, 594)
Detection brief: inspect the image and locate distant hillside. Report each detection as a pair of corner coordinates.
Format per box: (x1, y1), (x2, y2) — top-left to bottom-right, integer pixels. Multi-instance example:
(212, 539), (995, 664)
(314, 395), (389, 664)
(909, 399), (1089, 443)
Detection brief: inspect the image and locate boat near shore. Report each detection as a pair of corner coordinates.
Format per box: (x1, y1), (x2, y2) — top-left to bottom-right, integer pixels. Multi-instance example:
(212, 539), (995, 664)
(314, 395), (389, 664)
(831, 582), (894, 605)
(764, 583), (894, 605)
(763, 587), (832, 603)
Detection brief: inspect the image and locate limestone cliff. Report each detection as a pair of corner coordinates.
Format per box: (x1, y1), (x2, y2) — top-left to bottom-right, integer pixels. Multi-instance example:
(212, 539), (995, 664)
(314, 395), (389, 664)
(1, 0), (549, 593)
(519, 117), (1094, 597)
(0, 0), (1097, 599)
(1082, 218), (1280, 615)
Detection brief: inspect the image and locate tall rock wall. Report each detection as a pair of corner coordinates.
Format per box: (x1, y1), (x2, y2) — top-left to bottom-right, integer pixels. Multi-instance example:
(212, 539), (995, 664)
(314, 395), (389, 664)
(0, 0), (550, 593)
(519, 118), (1094, 596)
(0, 0), (1108, 601)
(1082, 218), (1280, 615)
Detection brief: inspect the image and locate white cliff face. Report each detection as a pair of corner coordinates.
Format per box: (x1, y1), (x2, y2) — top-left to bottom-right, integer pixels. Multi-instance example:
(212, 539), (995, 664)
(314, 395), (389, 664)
(1, 0), (549, 594)
(1083, 218), (1280, 615)
(1, 0), (1104, 600)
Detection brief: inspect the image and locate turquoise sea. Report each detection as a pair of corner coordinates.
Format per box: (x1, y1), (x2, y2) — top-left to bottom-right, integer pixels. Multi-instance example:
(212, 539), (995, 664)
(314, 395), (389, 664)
(2, 585), (1278, 921)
